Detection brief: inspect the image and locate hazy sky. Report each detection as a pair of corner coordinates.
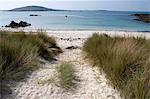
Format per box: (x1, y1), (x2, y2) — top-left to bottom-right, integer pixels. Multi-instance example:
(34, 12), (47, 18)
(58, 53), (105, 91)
(0, 0), (149, 11)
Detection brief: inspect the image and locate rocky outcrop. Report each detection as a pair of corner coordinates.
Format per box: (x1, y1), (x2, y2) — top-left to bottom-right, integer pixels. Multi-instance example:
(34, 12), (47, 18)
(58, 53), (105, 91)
(5, 21), (31, 28)
(132, 14), (150, 23)
(29, 14), (39, 16)
(19, 21), (31, 27)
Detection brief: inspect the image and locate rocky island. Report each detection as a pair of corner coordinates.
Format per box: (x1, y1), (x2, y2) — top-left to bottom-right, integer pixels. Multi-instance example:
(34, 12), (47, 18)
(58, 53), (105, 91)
(132, 14), (150, 23)
(7, 5), (66, 11)
(30, 14), (40, 16)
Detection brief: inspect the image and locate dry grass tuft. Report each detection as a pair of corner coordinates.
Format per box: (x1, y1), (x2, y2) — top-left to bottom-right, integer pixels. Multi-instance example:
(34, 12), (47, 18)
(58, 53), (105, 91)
(57, 62), (75, 91)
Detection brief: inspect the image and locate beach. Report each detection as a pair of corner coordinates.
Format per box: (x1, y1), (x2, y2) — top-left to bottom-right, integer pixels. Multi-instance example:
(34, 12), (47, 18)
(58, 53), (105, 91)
(1, 30), (150, 99)
(1, 1), (149, 98)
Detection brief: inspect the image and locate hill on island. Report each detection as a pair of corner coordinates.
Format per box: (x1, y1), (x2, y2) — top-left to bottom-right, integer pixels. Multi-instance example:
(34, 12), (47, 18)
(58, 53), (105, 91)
(8, 6), (65, 11)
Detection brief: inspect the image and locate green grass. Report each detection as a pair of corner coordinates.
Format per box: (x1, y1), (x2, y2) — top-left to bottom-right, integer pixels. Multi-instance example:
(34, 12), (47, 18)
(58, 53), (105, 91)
(0, 31), (60, 96)
(83, 33), (150, 99)
(57, 62), (75, 90)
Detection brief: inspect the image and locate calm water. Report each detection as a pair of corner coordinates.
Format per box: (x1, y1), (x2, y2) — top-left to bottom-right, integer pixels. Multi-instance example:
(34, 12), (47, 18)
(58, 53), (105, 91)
(0, 11), (149, 31)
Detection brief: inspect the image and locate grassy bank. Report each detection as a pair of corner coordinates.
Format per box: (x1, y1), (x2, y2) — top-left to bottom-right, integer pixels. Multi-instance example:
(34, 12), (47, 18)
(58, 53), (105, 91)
(0, 31), (61, 95)
(83, 33), (150, 99)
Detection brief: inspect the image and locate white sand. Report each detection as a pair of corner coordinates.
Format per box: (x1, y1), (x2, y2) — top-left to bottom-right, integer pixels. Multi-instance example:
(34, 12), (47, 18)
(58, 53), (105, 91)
(47, 30), (150, 39)
(2, 30), (150, 99)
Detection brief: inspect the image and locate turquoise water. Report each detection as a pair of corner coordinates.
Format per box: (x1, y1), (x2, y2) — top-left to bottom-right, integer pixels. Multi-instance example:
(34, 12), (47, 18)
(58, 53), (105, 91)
(0, 11), (149, 31)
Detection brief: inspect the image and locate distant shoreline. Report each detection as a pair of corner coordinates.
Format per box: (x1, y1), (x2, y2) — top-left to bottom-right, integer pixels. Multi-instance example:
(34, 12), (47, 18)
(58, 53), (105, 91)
(1, 10), (150, 13)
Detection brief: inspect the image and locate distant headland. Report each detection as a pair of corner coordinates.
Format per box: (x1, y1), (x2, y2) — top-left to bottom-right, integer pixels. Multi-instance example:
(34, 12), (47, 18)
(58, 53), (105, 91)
(7, 5), (66, 11)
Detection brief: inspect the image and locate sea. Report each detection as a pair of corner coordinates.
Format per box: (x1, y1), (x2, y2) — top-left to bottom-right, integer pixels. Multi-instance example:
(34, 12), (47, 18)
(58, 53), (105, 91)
(0, 10), (149, 31)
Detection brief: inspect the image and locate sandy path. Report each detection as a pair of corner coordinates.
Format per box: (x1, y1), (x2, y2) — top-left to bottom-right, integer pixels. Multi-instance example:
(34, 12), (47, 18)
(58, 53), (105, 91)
(2, 32), (123, 99)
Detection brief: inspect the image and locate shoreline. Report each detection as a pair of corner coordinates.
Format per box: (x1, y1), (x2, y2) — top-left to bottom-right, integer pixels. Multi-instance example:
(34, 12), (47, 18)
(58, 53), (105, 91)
(0, 27), (150, 33)
(1, 27), (150, 39)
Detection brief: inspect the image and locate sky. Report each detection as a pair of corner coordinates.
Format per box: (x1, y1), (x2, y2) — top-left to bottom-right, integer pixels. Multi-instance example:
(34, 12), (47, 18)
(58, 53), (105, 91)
(0, 0), (149, 11)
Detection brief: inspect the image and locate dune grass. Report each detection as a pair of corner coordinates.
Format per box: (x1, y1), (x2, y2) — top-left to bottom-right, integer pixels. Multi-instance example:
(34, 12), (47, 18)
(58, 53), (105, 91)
(83, 33), (150, 99)
(57, 62), (75, 90)
(0, 31), (60, 96)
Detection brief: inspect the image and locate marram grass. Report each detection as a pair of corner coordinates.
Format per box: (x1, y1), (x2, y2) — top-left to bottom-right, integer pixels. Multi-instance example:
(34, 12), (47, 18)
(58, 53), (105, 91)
(0, 31), (60, 96)
(83, 33), (150, 99)
(57, 62), (75, 91)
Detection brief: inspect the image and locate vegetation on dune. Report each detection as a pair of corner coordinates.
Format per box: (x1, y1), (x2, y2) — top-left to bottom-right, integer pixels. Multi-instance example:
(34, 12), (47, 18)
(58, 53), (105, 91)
(83, 33), (150, 99)
(57, 62), (75, 90)
(0, 36), (38, 80)
(0, 31), (61, 96)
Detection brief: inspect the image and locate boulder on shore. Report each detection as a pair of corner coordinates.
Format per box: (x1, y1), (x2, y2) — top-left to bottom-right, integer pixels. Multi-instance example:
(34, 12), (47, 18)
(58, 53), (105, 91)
(4, 21), (31, 28)
(19, 21), (31, 27)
